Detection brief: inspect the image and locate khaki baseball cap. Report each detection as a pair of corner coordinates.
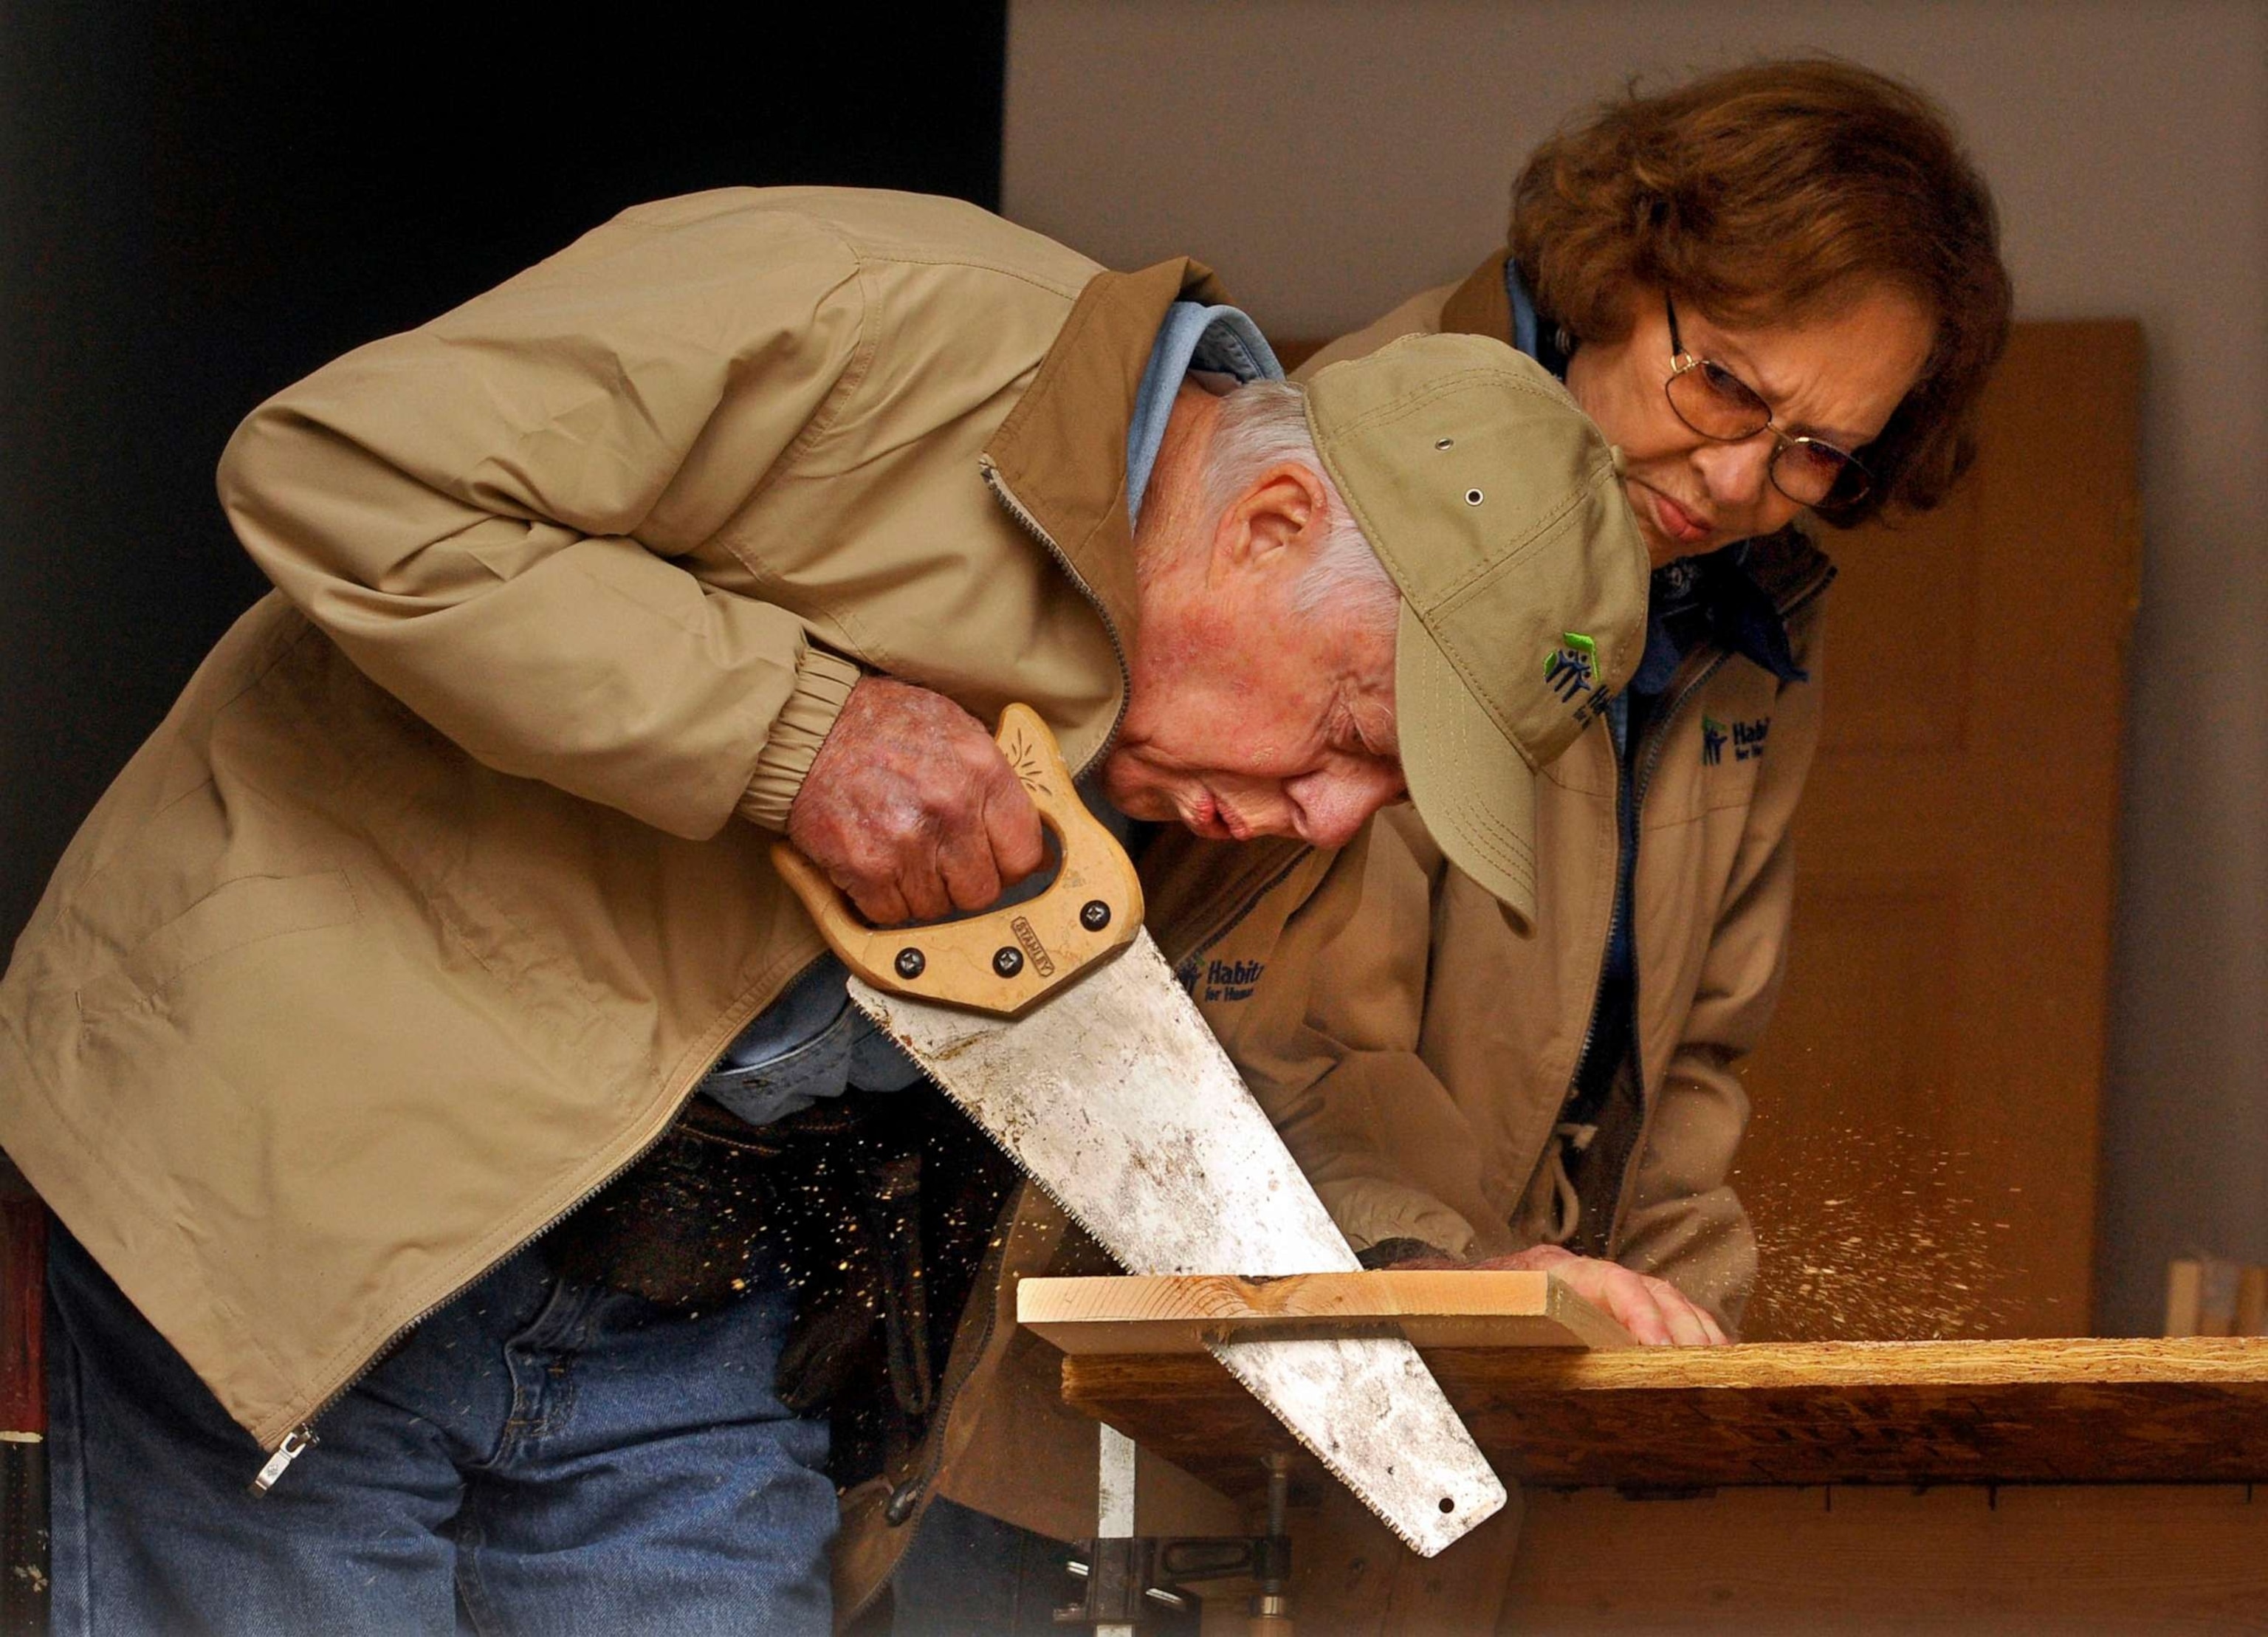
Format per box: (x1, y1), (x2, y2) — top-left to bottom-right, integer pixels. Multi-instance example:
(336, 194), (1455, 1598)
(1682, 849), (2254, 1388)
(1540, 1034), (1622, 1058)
(1305, 333), (1649, 930)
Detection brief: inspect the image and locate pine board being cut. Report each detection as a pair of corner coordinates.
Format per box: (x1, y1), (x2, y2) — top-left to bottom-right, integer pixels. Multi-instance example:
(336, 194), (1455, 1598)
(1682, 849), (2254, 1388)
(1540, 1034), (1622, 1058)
(1044, 1310), (2268, 1494)
(1018, 1269), (1635, 1354)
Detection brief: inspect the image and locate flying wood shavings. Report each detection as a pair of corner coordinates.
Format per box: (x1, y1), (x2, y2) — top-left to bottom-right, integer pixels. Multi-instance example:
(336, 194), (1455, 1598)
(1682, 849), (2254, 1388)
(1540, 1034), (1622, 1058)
(1734, 1090), (2027, 1342)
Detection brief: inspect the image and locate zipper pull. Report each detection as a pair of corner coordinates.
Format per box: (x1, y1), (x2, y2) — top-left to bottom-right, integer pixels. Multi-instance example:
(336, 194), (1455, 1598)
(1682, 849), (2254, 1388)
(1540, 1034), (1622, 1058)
(249, 1425), (318, 1494)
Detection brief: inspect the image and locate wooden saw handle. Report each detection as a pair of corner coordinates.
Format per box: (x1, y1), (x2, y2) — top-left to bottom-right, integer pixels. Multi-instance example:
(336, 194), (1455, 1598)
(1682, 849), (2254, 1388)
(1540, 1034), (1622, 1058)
(770, 703), (1144, 1017)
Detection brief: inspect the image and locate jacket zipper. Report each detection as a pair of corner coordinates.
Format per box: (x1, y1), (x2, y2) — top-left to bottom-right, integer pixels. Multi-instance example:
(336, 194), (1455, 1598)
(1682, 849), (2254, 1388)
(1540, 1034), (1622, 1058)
(1561, 734), (1624, 1102)
(1167, 845), (1312, 972)
(252, 950), (834, 1491)
(1581, 563), (1835, 1257)
(978, 456), (1132, 783)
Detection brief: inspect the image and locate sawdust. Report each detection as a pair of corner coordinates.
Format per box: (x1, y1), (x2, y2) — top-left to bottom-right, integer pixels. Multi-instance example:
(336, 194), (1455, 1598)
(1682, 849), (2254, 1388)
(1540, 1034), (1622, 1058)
(1734, 1103), (2044, 1342)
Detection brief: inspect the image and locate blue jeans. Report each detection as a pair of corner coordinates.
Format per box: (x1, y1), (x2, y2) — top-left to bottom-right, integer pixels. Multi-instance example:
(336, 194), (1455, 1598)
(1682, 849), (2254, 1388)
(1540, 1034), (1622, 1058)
(45, 1223), (836, 1636)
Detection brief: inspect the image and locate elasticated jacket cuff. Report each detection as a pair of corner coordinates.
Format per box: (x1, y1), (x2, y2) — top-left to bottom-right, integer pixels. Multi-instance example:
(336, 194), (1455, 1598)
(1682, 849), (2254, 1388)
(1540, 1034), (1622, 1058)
(737, 644), (863, 831)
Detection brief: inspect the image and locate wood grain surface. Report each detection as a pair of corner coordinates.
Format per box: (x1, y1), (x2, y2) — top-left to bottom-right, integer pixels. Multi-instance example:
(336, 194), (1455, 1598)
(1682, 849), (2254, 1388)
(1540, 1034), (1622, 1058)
(1020, 1270), (1635, 1353)
(1495, 1485), (2268, 1635)
(1062, 1337), (2268, 1494)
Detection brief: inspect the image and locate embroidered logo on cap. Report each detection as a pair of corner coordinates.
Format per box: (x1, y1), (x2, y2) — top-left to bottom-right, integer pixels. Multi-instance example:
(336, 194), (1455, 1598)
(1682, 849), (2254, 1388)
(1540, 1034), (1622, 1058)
(1544, 632), (1598, 696)
(1544, 632), (1613, 727)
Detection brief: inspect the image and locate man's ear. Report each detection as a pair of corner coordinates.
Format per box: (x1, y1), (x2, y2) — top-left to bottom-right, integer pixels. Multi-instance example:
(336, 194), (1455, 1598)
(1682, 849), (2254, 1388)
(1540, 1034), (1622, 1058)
(1211, 461), (1330, 579)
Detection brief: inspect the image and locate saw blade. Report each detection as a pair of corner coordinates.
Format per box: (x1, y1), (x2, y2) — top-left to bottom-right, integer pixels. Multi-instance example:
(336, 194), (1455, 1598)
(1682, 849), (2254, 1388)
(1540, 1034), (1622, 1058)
(848, 928), (1506, 1555)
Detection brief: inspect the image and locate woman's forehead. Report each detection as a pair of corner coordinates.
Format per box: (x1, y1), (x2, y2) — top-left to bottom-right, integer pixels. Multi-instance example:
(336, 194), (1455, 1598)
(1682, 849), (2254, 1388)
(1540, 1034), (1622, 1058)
(1688, 286), (1934, 445)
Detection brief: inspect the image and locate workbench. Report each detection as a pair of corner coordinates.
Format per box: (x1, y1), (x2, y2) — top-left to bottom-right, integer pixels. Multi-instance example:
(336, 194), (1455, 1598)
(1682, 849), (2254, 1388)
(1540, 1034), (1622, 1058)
(1025, 1272), (2268, 1633)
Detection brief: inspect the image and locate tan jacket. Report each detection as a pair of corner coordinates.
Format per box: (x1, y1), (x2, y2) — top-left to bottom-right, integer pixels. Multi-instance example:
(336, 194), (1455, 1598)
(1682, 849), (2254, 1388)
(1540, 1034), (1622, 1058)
(0, 189), (1364, 1610)
(1273, 255), (1834, 1331)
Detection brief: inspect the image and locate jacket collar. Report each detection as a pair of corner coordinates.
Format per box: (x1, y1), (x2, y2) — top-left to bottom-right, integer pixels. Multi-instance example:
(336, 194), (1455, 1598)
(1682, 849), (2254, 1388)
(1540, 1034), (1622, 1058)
(980, 257), (1229, 650)
(1440, 247), (1515, 346)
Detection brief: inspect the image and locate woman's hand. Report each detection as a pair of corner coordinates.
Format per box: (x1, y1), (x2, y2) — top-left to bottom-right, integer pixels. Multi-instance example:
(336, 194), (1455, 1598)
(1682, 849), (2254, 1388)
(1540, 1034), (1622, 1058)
(1382, 1242), (1728, 1347)
(786, 677), (1048, 926)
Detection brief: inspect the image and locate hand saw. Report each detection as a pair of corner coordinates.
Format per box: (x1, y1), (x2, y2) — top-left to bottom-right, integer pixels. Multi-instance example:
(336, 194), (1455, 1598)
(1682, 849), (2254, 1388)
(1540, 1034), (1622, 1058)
(772, 704), (1505, 1554)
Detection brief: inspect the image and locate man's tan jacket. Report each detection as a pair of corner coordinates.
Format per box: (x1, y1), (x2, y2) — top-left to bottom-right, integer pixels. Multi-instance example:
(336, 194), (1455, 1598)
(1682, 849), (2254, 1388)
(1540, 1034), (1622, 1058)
(1268, 256), (1835, 1331)
(0, 188), (1367, 1613)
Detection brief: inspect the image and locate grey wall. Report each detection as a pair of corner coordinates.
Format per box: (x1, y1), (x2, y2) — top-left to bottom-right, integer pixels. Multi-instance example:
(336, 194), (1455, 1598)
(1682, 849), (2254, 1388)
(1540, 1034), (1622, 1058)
(1003, 0), (2268, 1334)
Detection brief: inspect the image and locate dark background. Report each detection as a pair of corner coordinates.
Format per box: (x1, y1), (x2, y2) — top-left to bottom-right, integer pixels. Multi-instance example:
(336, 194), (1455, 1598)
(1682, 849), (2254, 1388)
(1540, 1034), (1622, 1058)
(1, 7), (1009, 945)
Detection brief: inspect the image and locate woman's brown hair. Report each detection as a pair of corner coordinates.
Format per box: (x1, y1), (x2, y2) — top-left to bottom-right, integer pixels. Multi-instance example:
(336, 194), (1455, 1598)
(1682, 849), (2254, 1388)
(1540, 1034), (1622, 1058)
(1510, 59), (2013, 525)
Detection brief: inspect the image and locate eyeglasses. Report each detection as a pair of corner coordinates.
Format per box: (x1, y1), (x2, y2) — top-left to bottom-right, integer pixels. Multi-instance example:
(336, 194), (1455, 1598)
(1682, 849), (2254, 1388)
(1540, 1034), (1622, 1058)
(1663, 295), (1873, 512)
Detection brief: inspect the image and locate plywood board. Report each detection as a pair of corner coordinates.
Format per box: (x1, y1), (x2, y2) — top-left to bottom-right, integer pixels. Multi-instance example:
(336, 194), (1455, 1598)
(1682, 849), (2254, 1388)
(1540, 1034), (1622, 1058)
(1279, 1483), (2268, 1636)
(1062, 1336), (2268, 1494)
(1495, 1485), (2268, 1634)
(1020, 1270), (1634, 1354)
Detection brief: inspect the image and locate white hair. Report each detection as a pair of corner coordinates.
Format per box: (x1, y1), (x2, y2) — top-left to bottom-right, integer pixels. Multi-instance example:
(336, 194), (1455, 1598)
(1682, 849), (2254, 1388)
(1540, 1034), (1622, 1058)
(1200, 380), (1400, 623)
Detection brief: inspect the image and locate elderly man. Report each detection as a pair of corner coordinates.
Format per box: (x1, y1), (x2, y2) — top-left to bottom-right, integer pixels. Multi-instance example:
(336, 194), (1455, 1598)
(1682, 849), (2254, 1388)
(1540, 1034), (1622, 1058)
(0, 186), (1644, 1634)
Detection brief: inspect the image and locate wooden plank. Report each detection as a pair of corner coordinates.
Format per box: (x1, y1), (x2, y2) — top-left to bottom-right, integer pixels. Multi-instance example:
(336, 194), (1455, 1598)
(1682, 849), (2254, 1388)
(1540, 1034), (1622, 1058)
(1061, 1337), (2268, 1494)
(1264, 1480), (2268, 1633)
(1019, 1271), (1634, 1354)
(1496, 1485), (2268, 1633)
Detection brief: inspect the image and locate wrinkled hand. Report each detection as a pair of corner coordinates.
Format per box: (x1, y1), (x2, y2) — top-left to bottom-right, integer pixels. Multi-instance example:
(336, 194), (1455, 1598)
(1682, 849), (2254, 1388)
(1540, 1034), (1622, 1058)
(786, 677), (1048, 926)
(1385, 1243), (1728, 1348)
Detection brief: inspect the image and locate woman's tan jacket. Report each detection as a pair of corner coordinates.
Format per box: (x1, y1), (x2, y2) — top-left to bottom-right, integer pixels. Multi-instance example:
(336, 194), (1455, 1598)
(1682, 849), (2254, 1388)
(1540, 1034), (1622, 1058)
(0, 188), (1370, 1611)
(1269, 258), (1835, 1332)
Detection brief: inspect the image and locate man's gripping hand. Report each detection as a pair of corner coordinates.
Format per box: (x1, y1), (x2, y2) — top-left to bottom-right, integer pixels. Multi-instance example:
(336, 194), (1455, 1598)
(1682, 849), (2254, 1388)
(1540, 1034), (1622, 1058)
(785, 677), (1048, 927)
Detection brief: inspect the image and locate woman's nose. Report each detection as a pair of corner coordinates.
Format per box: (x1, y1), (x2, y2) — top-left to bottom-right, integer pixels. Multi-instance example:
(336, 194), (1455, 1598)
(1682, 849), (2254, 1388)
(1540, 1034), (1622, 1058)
(1691, 435), (1775, 506)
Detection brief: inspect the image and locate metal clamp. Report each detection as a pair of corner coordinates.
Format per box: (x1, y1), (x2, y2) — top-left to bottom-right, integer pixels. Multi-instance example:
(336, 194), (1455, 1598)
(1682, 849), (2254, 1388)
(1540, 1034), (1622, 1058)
(1054, 1533), (1290, 1627)
(1057, 1450), (1296, 1630)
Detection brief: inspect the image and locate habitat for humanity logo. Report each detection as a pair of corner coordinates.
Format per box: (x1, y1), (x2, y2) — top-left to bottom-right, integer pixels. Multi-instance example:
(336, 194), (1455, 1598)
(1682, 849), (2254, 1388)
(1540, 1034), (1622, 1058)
(1701, 714), (1771, 766)
(1544, 633), (1610, 726)
(1200, 958), (1265, 1003)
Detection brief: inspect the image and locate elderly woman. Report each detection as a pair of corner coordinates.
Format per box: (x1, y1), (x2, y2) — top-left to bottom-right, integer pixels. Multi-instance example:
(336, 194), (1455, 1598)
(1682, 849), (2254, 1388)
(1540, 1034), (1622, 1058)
(1274, 58), (2013, 1347)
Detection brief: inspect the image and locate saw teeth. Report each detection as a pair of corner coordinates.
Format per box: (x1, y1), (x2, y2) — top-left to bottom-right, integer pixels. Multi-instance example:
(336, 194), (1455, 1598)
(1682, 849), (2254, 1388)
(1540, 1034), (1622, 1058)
(845, 944), (1507, 1555)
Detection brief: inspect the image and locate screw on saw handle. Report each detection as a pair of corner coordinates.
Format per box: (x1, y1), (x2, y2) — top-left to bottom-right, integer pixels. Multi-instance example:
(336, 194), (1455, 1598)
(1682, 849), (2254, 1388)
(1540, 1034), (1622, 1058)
(770, 703), (1145, 1018)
